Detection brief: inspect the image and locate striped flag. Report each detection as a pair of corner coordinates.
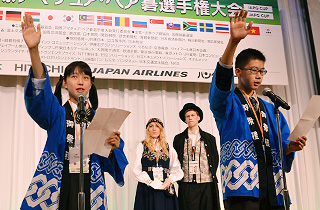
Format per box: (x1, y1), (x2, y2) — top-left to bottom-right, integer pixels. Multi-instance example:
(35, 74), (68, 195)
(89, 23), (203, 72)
(183, 22), (197, 31)
(97, 16), (112, 26)
(150, 19), (164, 24)
(25, 12), (40, 22)
(215, 24), (229, 33)
(167, 23), (180, 30)
(132, 21), (147, 28)
(0, 11), (3, 20)
(249, 27), (260, 35)
(199, 23), (213, 32)
(149, 19), (164, 29)
(6, 11), (21, 21)
(79, 15), (94, 24)
(115, 17), (130, 27)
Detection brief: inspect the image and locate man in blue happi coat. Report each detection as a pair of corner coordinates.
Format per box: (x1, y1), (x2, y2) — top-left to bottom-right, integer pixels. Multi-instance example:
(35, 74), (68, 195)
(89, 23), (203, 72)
(209, 9), (307, 210)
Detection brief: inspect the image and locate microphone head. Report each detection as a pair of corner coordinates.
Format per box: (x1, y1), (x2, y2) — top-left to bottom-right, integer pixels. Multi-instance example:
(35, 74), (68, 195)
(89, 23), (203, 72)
(76, 93), (86, 102)
(262, 88), (272, 96)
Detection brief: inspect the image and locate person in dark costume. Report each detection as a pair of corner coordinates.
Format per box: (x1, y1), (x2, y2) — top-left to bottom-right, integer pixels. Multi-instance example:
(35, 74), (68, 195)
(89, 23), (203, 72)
(173, 103), (221, 210)
(132, 118), (184, 210)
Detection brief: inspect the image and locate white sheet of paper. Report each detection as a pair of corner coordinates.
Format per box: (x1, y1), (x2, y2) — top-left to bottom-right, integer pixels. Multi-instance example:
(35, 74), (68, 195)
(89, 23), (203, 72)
(83, 107), (130, 158)
(288, 95), (320, 141)
(149, 179), (164, 190)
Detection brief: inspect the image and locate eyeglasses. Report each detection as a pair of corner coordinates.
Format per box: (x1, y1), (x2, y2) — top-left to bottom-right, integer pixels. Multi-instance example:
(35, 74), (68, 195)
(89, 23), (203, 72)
(240, 67), (267, 75)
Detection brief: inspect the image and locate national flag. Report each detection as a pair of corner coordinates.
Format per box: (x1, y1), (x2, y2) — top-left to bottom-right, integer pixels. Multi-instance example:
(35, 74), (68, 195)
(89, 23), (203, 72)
(183, 21), (197, 31)
(48, 15), (54, 21)
(132, 21), (147, 28)
(79, 14), (94, 24)
(97, 16), (112, 26)
(25, 12), (40, 22)
(63, 15), (74, 22)
(167, 23), (180, 30)
(115, 17), (130, 27)
(0, 11), (3, 20)
(150, 19), (164, 24)
(199, 23), (213, 32)
(249, 26), (260, 35)
(215, 24), (229, 33)
(6, 11), (21, 21)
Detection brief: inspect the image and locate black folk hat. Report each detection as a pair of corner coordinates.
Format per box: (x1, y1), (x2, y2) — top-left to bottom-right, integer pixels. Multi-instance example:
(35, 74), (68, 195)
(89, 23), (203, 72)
(179, 103), (203, 123)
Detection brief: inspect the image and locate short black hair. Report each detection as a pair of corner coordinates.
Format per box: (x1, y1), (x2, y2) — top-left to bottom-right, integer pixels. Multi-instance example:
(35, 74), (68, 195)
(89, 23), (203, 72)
(235, 48), (266, 69)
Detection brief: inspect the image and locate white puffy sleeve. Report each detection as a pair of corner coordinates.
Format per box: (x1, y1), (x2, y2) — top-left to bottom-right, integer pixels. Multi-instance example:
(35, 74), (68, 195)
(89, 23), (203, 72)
(132, 142), (152, 185)
(168, 144), (184, 183)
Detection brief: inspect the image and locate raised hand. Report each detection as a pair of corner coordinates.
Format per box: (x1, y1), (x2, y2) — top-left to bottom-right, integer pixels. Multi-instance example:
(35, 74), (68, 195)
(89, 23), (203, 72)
(21, 13), (44, 78)
(21, 14), (41, 50)
(229, 9), (253, 43)
(221, 9), (253, 65)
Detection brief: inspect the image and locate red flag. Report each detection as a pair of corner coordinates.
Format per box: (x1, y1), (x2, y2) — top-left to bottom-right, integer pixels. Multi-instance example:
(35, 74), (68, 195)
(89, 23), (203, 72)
(150, 19), (164, 24)
(249, 27), (260, 35)
(97, 16), (112, 26)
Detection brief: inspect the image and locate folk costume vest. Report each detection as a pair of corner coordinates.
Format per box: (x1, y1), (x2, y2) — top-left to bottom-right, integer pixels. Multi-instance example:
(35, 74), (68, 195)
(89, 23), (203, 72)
(182, 135), (213, 183)
(141, 142), (170, 181)
(140, 142), (176, 197)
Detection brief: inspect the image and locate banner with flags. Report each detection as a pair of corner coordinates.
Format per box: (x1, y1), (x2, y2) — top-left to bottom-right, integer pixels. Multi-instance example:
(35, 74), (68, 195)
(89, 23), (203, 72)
(0, 0), (288, 85)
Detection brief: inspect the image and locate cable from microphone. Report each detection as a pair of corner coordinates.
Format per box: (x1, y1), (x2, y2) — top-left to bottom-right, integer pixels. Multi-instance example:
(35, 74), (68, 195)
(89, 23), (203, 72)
(76, 93), (87, 119)
(262, 88), (290, 110)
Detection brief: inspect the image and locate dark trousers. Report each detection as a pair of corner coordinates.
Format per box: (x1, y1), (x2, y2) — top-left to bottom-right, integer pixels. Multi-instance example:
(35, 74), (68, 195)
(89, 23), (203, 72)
(178, 182), (215, 210)
(59, 172), (91, 210)
(224, 196), (286, 210)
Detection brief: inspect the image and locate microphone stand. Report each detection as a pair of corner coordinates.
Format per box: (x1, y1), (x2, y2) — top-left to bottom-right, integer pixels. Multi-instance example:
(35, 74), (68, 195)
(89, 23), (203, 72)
(274, 105), (290, 210)
(78, 118), (85, 210)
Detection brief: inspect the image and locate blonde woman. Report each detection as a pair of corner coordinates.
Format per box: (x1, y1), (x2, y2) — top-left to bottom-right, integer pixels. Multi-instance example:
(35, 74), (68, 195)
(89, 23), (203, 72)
(132, 118), (184, 210)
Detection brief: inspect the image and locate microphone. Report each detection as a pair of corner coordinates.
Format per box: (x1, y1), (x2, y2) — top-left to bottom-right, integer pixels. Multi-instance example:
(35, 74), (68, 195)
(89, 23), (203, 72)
(262, 88), (290, 110)
(76, 93), (87, 119)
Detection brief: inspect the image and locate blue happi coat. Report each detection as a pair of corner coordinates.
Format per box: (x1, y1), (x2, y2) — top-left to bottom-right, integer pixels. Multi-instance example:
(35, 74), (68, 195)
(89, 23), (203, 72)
(21, 66), (128, 209)
(208, 63), (294, 206)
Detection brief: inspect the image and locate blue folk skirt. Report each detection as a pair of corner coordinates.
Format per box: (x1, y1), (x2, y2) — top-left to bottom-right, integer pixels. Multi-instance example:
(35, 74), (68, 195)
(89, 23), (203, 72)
(134, 182), (179, 210)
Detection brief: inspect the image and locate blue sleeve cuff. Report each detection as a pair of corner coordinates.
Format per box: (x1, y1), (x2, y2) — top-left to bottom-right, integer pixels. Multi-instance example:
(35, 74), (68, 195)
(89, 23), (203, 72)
(101, 137), (128, 186)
